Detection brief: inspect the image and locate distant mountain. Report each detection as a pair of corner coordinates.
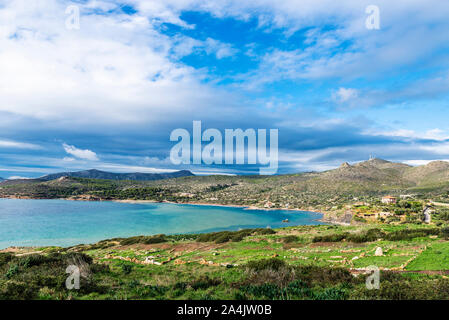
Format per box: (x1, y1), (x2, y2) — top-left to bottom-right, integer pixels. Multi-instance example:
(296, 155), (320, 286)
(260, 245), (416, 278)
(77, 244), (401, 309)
(39, 169), (194, 181)
(0, 177), (4, 181)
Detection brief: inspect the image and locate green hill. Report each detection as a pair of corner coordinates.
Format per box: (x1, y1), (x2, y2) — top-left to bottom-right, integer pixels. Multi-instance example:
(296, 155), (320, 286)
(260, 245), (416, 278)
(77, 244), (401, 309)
(2, 159), (449, 210)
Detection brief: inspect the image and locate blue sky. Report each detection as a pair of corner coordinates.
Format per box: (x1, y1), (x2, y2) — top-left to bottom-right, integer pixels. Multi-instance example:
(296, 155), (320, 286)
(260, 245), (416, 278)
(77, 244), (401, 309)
(1, 0), (449, 178)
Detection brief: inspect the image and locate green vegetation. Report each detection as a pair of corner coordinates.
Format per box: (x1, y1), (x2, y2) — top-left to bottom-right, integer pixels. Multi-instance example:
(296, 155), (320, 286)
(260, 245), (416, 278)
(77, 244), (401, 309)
(196, 228), (276, 243)
(2, 223), (449, 300)
(4, 158), (449, 299)
(312, 227), (443, 243)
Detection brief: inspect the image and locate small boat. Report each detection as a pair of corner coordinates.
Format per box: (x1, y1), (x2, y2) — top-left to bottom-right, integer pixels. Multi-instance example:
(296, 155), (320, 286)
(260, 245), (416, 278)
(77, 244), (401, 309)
(282, 219), (289, 223)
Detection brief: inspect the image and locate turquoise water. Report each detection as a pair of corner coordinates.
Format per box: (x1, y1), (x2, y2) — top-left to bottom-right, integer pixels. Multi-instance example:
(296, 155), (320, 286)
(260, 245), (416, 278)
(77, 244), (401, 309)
(0, 199), (325, 248)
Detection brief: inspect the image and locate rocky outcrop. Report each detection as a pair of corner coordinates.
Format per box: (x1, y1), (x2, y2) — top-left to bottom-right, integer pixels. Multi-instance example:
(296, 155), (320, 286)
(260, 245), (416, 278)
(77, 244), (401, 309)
(321, 210), (353, 226)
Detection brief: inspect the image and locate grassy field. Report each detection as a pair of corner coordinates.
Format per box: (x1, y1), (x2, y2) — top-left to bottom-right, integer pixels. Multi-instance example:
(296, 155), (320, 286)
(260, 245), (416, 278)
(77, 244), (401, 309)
(2, 223), (449, 300)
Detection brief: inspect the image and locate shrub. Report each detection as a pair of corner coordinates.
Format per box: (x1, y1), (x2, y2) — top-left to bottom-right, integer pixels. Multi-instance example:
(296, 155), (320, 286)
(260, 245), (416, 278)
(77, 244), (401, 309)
(0, 253), (13, 267)
(240, 283), (281, 300)
(133, 285), (168, 298)
(120, 234), (167, 245)
(282, 235), (298, 243)
(385, 227), (440, 241)
(245, 258), (286, 272)
(121, 264), (133, 275)
(255, 228), (276, 235)
(0, 281), (37, 300)
(189, 276), (222, 290)
(5, 264), (19, 279)
(441, 227), (449, 239)
(313, 287), (347, 300)
(143, 234), (167, 244)
(346, 228), (386, 243)
(312, 232), (349, 243)
(353, 215), (367, 223)
(196, 228), (276, 243)
(294, 265), (353, 286)
(0, 252), (105, 299)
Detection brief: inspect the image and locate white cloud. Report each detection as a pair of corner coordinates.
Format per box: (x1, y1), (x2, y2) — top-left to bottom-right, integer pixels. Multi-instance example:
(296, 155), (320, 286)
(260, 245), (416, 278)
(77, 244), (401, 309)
(7, 176), (31, 180)
(0, 139), (41, 149)
(0, 0), (240, 129)
(423, 129), (449, 141)
(2, 0), (449, 176)
(367, 128), (449, 141)
(63, 143), (99, 161)
(204, 38), (238, 59)
(97, 163), (177, 173)
(333, 87), (358, 103)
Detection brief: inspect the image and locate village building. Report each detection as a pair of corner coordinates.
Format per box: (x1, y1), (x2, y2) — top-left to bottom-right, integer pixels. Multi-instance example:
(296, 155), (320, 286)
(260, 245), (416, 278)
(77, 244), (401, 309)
(264, 201), (274, 208)
(381, 196), (397, 204)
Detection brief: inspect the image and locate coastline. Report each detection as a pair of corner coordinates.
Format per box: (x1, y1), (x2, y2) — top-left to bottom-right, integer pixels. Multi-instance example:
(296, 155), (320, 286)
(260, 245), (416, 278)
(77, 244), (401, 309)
(0, 197), (329, 250)
(113, 198), (325, 213)
(113, 200), (334, 224)
(0, 195), (333, 224)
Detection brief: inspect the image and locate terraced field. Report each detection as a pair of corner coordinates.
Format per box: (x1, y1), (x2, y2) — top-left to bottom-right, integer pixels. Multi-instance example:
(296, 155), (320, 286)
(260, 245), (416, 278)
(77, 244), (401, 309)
(3, 223), (449, 300)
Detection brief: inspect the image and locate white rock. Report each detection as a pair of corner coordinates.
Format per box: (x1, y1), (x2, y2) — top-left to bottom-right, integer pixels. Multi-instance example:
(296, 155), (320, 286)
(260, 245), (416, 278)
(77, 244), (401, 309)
(374, 247), (383, 256)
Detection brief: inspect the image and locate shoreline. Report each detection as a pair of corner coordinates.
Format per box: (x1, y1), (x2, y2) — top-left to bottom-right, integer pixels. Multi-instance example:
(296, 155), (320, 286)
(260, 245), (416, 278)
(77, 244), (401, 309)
(113, 199), (321, 212)
(91, 199), (332, 224)
(1, 195), (328, 214)
(0, 197), (337, 250)
(0, 195), (333, 225)
(106, 200), (334, 225)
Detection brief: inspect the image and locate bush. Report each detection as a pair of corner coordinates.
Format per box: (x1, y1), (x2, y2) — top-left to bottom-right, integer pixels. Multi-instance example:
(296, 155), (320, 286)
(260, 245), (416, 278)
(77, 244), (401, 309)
(189, 276), (222, 290)
(441, 227), (449, 239)
(282, 235), (298, 243)
(353, 215), (367, 223)
(239, 279), (348, 300)
(255, 228), (276, 235)
(294, 265), (353, 286)
(214, 232), (232, 244)
(0, 252), (106, 299)
(246, 258), (286, 272)
(143, 234), (167, 244)
(5, 264), (19, 279)
(313, 287), (347, 300)
(121, 264), (133, 275)
(346, 228), (386, 243)
(313, 227), (439, 243)
(312, 232), (349, 243)
(0, 253), (13, 267)
(385, 228), (440, 241)
(120, 234), (167, 245)
(0, 281), (37, 300)
(196, 228), (276, 244)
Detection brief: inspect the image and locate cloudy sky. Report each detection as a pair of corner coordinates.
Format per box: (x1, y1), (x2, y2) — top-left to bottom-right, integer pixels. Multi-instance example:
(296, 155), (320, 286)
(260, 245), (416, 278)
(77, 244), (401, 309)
(1, 0), (449, 178)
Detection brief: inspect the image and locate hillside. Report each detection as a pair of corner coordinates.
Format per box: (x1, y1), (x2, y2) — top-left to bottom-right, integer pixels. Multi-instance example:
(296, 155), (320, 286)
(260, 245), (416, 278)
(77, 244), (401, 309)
(39, 169), (194, 181)
(403, 161), (449, 185)
(2, 159), (449, 211)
